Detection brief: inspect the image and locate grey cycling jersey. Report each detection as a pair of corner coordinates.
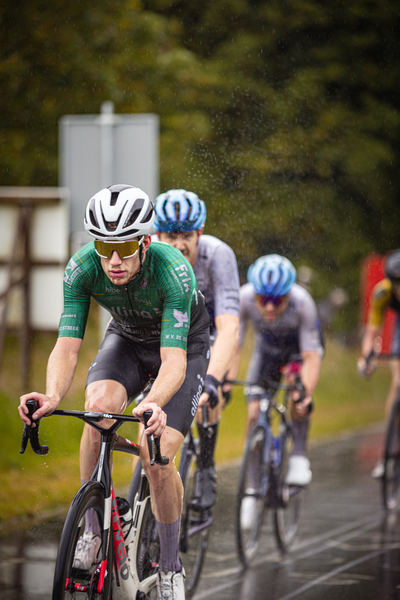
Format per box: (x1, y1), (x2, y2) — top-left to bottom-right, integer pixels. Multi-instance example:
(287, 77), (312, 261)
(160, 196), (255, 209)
(239, 282), (323, 359)
(194, 234), (240, 335)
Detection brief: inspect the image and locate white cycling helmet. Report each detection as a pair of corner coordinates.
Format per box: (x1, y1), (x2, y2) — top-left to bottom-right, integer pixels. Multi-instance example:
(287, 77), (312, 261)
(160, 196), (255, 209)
(84, 184), (155, 241)
(247, 254), (297, 297)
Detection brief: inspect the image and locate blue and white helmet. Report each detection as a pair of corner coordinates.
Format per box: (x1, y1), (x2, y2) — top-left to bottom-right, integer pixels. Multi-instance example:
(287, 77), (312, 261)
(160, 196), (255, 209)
(247, 254), (297, 297)
(153, 189), (206, 233)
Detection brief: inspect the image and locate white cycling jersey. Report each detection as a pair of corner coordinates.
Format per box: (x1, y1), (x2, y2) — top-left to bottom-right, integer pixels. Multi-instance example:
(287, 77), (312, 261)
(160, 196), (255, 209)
(193, 235), (240, 336)
(239, 282), (322, 360)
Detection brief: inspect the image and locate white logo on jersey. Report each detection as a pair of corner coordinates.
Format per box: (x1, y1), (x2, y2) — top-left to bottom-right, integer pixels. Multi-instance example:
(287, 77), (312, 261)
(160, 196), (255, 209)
(173, 309), (189, 328)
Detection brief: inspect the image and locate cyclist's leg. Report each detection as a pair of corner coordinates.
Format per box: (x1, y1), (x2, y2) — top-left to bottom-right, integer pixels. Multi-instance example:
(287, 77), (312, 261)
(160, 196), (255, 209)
(387, 359), (400, 419)
(179, 432), (210, 599)
(373, 316), (400, 478)
(143, 331), (209, 596)
(192, 394), (221, 512)
(192, 335), (222, 512)
(81, 327), (149, 546)
(386, 317), (400, 419)
(139, 425), (184, 592)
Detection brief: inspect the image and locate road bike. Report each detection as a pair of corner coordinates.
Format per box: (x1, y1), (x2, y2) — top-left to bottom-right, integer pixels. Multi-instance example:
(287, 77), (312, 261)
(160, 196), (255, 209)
(127, 391), (212, 600)
(361, 343), (400, 510)
(228, 373), (307, 568)
(20, 398), (168, 599)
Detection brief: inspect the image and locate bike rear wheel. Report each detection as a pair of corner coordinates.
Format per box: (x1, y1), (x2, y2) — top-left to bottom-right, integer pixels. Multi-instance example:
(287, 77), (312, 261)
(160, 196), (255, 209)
(52, 482), (112, 600)
(236, 425), (269, 568)
(383, 397), (400, 510)
(179, 438), (210, 599)
(274, 425), (304, 552)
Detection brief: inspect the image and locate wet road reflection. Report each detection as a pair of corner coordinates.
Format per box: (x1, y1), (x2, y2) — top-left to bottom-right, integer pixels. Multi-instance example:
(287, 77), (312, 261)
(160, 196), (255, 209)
(2, 424), (400, 600)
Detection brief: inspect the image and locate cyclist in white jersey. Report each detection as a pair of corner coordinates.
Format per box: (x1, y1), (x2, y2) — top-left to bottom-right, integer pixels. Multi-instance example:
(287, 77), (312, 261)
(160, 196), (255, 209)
(227, 254), (322, 495)
(153, 189), (240, 517)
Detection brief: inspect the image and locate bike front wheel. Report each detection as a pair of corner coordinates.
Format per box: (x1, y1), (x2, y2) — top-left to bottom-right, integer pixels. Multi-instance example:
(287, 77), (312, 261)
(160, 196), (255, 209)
(383, 398), (400, 510)
(274, 426), (304, 553)
(179, 439), (210, 599)
(236, 425), (269, 568)
(52, 482), (112, 600)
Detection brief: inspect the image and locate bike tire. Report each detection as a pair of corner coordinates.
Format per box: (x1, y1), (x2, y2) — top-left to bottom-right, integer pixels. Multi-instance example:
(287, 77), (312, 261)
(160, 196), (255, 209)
(236, 425), (268, 568)
(382, 397), (400, 510)
(52, 482), (112, 600)
(136, 497), (160, 600)
(273, 425), (304, 553)
(179, 438), (210, 599)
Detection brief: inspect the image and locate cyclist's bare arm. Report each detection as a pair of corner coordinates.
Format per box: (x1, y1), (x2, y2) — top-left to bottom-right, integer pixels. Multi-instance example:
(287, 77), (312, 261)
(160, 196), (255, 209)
(132, 345), (186, 437)
(358, 325), (382, 376)
(209, 314), (239, 381)
(18, 337), (82, 424)
(295, 350), (321, 416)
(223, 344), (242, 390)
(199, 313), (240, 409)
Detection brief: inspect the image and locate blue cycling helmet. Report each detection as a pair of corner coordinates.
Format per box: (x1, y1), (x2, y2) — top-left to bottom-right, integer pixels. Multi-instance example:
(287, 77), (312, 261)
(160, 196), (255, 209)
(153, 189), (206, 233)
(247, 254), (297, 297)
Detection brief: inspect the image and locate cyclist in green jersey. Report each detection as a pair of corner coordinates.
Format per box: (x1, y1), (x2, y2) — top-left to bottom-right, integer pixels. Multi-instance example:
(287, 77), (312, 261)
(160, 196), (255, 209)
(18, 184), (210, 600)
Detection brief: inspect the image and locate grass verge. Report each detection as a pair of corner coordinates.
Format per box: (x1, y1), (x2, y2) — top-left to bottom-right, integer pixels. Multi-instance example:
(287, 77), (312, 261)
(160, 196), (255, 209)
(0, 316), (391, 531)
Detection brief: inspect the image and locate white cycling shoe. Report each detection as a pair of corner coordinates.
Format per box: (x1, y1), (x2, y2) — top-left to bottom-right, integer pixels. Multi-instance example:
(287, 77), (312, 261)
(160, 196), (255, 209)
(73, 532), (102, 570)
(157, 569), (186, 600)
(371, 460), (385, 479)
(240, 495), (257, 530)
(285, 455), (312, 486)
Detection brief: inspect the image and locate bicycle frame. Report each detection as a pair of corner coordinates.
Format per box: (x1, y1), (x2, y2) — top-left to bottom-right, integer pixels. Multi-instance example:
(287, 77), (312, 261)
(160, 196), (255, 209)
(21, 400), (168, 599)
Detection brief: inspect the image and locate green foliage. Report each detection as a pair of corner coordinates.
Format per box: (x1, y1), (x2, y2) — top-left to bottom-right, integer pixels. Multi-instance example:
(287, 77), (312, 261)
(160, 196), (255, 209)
(1, 0), (400, 333)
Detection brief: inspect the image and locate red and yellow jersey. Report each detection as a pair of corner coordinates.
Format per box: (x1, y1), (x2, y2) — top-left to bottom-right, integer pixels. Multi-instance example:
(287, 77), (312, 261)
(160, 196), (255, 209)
(367, 278), (400, 329)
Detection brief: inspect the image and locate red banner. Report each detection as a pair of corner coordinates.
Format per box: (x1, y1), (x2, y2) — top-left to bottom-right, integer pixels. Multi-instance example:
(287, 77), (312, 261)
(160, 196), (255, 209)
(360, 253), (396, 354)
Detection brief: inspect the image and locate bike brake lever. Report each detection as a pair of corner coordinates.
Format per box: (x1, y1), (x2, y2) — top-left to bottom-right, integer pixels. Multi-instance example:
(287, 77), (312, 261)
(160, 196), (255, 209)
(143, 409), (169, 466)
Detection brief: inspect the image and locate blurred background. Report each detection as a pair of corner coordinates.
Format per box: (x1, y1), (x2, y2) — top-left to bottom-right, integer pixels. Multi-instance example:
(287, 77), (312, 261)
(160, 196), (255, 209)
(0, 0), (399, 525)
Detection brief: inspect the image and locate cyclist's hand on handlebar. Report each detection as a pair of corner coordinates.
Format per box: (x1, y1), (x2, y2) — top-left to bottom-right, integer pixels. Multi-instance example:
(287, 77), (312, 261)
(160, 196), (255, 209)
(18, 393), (60, 426)
(357, 356), (376, 378)
(292, 393), (312, 418)
(199, 374), (220, 410)
(132, 402), (166, 438)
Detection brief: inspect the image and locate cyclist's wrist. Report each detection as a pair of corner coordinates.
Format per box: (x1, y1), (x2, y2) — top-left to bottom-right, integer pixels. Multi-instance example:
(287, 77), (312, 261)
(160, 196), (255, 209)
(203, 374), (220, 409)
(205, 374), (220, 388)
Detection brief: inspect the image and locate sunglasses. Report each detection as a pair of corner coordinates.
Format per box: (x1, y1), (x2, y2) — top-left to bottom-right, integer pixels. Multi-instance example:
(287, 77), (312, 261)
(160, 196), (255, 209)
(94, 237), (144, 259)
(256, 294), (286, 307)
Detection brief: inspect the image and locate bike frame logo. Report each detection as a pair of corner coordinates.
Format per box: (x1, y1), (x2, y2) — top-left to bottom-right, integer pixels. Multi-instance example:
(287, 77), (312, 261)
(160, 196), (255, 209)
(111, 490), (130, 580)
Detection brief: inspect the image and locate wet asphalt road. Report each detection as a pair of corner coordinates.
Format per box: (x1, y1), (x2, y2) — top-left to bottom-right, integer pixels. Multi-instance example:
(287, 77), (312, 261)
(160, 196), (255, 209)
(2, 423), (400, 600)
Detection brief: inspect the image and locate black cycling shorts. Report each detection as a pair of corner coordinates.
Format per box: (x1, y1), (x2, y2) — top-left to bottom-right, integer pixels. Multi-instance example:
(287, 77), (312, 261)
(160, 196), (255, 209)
(86, 321), (210, 437)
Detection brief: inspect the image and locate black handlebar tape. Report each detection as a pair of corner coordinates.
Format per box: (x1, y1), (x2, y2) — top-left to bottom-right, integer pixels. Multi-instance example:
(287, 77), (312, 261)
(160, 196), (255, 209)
(143, 409), (169, 466)
(20, 399), (49, 455)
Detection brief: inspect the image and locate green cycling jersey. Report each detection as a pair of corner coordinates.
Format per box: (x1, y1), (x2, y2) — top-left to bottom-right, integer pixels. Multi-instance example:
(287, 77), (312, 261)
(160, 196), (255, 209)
(59, 240), (209, 349)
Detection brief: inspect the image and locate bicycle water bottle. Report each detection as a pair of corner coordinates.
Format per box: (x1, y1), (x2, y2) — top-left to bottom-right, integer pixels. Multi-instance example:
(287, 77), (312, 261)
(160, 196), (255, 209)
(117, 496), (134, 545)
